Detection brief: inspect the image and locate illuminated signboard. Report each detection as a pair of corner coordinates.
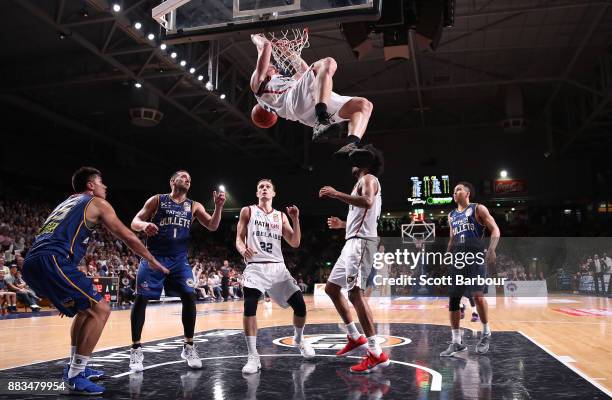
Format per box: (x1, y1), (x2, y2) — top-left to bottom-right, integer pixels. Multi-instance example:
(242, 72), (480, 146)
(408, 175), (452, 206)
(92, 277), (119, 303)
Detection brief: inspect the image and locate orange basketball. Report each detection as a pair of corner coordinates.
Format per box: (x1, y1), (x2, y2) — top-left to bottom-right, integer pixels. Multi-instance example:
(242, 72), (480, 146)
(251, 104), (278, 128)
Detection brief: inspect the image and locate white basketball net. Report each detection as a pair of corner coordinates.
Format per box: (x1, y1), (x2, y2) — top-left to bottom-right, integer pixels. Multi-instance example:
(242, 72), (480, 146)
(264, 28), (310, 76)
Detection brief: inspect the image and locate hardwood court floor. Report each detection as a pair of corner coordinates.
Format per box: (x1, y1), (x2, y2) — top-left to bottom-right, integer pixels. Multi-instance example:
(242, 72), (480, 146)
(1, 295), (610, 391)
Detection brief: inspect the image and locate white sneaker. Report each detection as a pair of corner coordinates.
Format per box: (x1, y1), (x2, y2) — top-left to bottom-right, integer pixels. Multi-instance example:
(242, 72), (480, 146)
(296, 339), (315, 359)
(129, 347), (144, 372)
(181, 344), (202, 369)
(242, 354), (261, 374)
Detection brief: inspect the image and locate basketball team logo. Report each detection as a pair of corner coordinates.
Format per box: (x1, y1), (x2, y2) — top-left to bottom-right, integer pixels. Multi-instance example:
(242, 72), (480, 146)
(465, 207), (473, 217)
(183, 202), (191, 212)
(273, 214), (279, 223)
(186, 278), (196, 288)
(273, 334), (410, 350)
(62, 297), (75, 309)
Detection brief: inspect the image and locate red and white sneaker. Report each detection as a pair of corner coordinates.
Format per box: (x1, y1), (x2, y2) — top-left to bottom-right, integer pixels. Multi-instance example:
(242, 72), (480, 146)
(336, 335), (368, 357)
(349, 351), (390, 374)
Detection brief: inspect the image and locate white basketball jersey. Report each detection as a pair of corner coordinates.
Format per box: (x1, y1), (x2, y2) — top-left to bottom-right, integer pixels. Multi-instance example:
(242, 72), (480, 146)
(246, 205), (284, 263)
(345, 175), (382, 239)
(255, 74), (296, 119)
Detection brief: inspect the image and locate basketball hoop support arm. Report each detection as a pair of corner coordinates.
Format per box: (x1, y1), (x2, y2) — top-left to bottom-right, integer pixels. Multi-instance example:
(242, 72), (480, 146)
(152, 0), (190, 30)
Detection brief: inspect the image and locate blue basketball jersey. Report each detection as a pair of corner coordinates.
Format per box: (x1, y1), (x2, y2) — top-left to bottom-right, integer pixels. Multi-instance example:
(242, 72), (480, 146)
(28, 194), (95, 262)
(449, 203), (486, 248)
(146, 194), (193, 257)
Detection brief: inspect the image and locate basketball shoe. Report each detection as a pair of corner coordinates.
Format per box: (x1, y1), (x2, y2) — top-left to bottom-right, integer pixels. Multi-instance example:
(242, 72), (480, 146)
(476, 333), (491, 354)
(129, 347), (144, 372)
(336, 335), (368, 357)
(181, 343), (202, 369)
(242, 354), (261, 374)
(63, 364), (104, 380)
(312, 113), (337, 142)
(296, 339), (315, 358)
(440, 342), (467, 357)
(349, 350), (390, 374)
(66, 372), (105, 395)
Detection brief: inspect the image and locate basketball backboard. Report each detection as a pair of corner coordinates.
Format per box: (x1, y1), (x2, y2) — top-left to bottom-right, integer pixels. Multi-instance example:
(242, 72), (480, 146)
(401, 222), (436, 244)
(153, 0), (382, 43)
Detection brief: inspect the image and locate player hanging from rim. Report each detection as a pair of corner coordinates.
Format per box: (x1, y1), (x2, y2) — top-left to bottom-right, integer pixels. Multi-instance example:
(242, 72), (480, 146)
(236, 178), (315, 374)
(129, 170), (226, 371)
(440, 182), (500, 357)
(319, 145), (390, 374)
(250, 32), (373, 158)
(22, 167), (170, 395)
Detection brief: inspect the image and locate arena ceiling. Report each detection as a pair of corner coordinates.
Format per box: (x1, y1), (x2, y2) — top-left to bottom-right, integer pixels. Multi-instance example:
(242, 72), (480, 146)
(1, 0), (611, 170)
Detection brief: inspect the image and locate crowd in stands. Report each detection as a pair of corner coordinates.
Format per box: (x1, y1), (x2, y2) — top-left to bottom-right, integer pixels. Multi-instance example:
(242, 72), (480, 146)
(0, 198), (321, 315)
(570, 251), (612, 294)
(2, 196), (612, 315)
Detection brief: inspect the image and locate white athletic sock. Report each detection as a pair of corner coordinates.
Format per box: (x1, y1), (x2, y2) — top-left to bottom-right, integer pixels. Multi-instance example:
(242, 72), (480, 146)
(294, 326), (304, 344)
(245, 336), (258, 356)
(452, 329), (462, 344)
(366, 336), (382, 357)
(346, 322), (361, 340)
(482, 323), (491, 336)
(68, 354), (89, 379)
(70, 346), (76, 363)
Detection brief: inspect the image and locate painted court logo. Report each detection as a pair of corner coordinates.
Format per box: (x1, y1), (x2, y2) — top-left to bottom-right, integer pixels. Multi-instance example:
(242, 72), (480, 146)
(273, 334), (411, 350)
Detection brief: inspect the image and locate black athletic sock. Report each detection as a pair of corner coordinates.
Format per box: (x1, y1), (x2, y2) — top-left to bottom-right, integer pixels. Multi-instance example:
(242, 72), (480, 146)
(184, 340), (194, 347)
(132, 343), (141, 349)
(315, 103), (328, 122)
(130, 295), (148, 343)
(181, 293), (197, 339)
(345, 134), (361, 145)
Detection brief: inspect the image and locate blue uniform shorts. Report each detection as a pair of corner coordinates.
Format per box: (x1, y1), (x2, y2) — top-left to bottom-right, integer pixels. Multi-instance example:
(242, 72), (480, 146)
(136, 255), (195, 300)
(448, 262), (488, 297)
(22, 254), (102, 317)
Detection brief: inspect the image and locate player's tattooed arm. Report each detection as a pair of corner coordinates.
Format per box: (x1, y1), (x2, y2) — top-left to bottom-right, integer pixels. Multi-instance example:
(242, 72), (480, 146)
(193, 191), (226, 231)
(282, 207), (301, 248)
(476, 204), (501, 267)
(236, 206), (257, 260)
(131, 195), (159, 236)
(319, 175), (378, 209)
(327, 217), (346, 230)
(91, 198), (169, 274)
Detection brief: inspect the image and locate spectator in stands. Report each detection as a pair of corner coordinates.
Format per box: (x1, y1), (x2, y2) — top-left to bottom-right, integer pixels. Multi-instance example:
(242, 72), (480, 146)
(5, 265), (41, 312)
(592, 254), (605, 294)
(87, 264), (98, 278)
(207, 273), (222, 300)
(231, 269), (243, 299)
(0, 270), (17, 313)
(603, 252), (612, 273)
(119, 270), (135, 305)
(195, 274), (211, 300)
(0, 256), (9, 276)
(14, 237), (25, 254)
(220, 260), (231, 301)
